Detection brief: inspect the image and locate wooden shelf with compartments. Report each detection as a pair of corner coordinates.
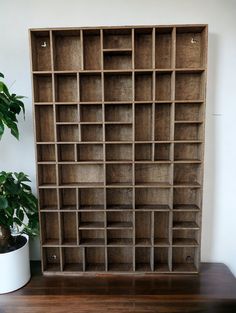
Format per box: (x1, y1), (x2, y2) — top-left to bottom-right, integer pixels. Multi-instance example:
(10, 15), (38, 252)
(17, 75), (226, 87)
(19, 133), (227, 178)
(30, 24), (207, 275)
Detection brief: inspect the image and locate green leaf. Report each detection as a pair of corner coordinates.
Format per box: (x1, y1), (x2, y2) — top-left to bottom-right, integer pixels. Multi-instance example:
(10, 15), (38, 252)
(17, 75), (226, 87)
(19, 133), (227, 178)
(0, 120), (4, 139)
(0, 73), (4, 78)
(0, 196), (8, 209)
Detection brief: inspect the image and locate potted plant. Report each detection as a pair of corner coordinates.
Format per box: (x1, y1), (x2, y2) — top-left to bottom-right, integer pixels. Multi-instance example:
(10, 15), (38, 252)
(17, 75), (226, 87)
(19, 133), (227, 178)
(0, 73), (38, 293)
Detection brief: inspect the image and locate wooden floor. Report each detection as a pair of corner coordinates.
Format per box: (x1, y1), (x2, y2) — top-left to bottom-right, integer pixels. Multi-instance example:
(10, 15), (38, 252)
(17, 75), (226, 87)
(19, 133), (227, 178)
(0, 262), (236, 313)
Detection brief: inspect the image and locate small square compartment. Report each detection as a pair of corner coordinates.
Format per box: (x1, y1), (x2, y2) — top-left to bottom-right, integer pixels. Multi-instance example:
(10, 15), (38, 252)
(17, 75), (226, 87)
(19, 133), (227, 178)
(174, 143), (202, 161)
(62, 247), (83, 272)
(80, 229), (105, 246)
(107, 229), (133, 245)
(59, 164), (104, 185)
(135, 247), (152, 271)
(79, 188), (104, 210)
(174, 123), (203, 141)
(34, 75), (53, 102)
(172, 247), (198, 272)
(174, 164), (201, 186)
(53, 30), (81, 70)
(175, 73), (204, 100)
(134, 29), (153, 69)
(105, 124), (132, 141)
(41, 212), (59, 245)
(173, 229), (199, 246)
(83, 30), (101, 70)
(104, 50), (132, 70)
(31, 31), (51, 71)
(154, 212), (169, 245)
(79, 211), (105, 229)
(173, 188), (201, 210)
(81, 124), (103, 142)
(37, 144), (56, 162)
(35, 105), (55, 142)
(58, 144), (75, 161)
(135, 164), (171, 185)
(106, 144), (132, 161)
(80, 104), (102, 122)
(173, 211), (199, 229)
(135, 143), (152, 161)
(39, 188), (58, 210)
(57, 125), (79, 142)
(135, 188), (171, 210)
(77, 144), (103, 161)
(43, 247), (60, 272)
(80, 74), (102, 102)
(135, 211), (151, 245)
(135, 104), (152, 140)
(59, 188), (77, 210)
(85, 247), (105, 271)
(108, 247), (133, 271)
(55, 74), (78, 102)
(155, 27), (173, 69)
(56, 105), (78, 122)
(61, 212), (77, 245)
(104, 73), (132, 102)
(154, 247), (169, 272)
(38, 164), (56, 186)
(107, 211), (133, 228)
(155, 72), (172, 101)
(103, 29), (132, 49)
(135, 73), (153, 101)
(176, 27), (206, 68)
(106, 164), (132, 185)
(175, 103), (203, 122)
(155, 143), (171, 161)
(155, 103), (171, 141)
(105, 103), (132, 123)
(106, 188), (133, 210)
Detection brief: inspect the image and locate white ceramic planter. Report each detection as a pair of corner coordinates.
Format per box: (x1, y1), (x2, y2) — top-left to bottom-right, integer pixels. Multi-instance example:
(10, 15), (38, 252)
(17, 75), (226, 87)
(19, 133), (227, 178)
(0, 234), (30, 294)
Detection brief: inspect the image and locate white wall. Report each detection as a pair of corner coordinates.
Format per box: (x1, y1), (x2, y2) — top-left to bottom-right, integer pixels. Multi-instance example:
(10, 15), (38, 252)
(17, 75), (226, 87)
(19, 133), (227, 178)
(1, 0), (236, 275)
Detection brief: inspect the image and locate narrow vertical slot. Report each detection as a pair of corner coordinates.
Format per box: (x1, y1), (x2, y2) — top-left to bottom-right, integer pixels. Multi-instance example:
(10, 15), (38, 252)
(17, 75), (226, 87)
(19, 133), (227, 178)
(31, 31), (52, 71)
(83, 30), (101, 70)
(155, 27), (173, 69)
(35, 105), (55, 142)
(154, 212), (170, 245)
(134, 28), (153, 69)
(155, 103), (171, 141)
(41, 212), (59, 245)
(135, 211), (151, 245)
(61, 212), (77, 245)
(135, 104), (152, 140)
(135, 73), (153, 101)
(155, 72), (172, 101)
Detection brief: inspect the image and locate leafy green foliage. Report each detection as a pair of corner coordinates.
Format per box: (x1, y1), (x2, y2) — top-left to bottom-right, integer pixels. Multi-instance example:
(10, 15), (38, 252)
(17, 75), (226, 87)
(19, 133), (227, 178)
(0, 73), (25, 140)
(0, 171), (38, 236)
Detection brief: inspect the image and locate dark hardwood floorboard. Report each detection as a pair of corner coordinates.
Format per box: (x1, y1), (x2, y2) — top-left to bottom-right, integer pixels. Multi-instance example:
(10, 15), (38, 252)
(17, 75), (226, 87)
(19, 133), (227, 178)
(0, 262), (236, 313)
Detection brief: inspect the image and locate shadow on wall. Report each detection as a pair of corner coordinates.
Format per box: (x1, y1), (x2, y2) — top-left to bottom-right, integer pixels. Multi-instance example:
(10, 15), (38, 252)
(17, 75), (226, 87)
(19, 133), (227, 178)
(201, 32), (218, 262)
